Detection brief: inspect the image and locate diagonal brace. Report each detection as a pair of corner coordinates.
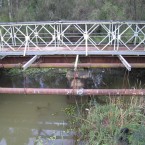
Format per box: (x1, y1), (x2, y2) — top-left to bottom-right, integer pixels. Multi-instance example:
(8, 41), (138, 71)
(22, 55), (40, 71)
(74, 55), (79, 71)
(118, 55), (131, 71)
(0, 55), (6, 59)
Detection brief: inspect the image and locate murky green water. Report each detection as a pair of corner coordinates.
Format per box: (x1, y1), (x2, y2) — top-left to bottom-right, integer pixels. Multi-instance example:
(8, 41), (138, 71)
(0, 68), (145, 145)
(0, 94), (75, 145)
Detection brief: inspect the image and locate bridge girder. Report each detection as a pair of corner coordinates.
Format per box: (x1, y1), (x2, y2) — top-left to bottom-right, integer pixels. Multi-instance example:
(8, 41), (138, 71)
(0, 56), (145, 69)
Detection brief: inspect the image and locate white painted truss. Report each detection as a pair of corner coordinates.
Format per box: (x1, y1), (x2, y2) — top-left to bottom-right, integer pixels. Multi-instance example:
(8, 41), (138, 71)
(0, 21), (145, 56)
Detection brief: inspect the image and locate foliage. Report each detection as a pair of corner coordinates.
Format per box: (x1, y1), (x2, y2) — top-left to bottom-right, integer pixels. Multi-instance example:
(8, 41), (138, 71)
(129, 126), (145, 145)
(64, 105), (76, 116)
(3, 68), (68, 88)
(35, 135), (57, 145)
(1, 0), (145, 22)
(7, 68), (66, 77)
(70, 97), (145, 145)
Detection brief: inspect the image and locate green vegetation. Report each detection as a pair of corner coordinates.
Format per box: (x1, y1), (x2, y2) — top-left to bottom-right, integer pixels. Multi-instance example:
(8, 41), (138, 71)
(6, 68), (67, 76)
(67, 97), (145, 145)
(0, 68), (68, 88)
(0, 0), (145, 22)
(35, 135), (57, 145)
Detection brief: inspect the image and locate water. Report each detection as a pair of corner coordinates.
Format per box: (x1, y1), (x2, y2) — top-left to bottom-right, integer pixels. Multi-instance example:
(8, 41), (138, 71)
(0, 94), (76, 145)
(0, 69), (75, 145)
(0, 68), (145, 145)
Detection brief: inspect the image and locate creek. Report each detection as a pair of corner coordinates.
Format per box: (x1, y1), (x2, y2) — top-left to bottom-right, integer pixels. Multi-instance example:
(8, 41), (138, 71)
(0, 68), (144, 145)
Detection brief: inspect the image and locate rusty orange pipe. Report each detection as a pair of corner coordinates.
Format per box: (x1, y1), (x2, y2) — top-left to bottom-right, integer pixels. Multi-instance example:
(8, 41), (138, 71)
(0, 63), (145, 68)
(0, 88), (145, 96)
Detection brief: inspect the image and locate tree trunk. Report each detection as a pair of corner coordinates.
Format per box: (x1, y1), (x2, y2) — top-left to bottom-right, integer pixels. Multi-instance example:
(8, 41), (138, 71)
(7, 0), (12, 21)
(133, 0), (137, 20)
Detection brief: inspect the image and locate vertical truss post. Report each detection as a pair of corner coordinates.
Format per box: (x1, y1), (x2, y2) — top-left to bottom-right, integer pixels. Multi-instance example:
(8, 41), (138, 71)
(109, 23), (112, 45)
(53, 24), (56, 48)
(134, 24), (138, 45)
(24, 26), (29, 56)
(111, 23), (114, 45)
(24, 36), (29, 56)
(57, 23), (61, 47)
(84, 24), (88, 56)
(13, 26), (16, 46)
(74, 55), (79, 71)
(113, 24), (117, 50)
(56, 24), (58, 47)
(59, 23), (61, 46)
(35, 25), (38, 45)
(118, 55), (131, 71)
(117, 24), (120, 50)
(11, 26), (14, 47)
(109, 22), (114, 45)
(61, 23), (63, 44)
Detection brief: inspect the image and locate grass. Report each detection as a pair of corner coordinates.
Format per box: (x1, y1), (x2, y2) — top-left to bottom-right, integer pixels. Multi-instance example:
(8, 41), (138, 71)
(68, 96), (145, 145)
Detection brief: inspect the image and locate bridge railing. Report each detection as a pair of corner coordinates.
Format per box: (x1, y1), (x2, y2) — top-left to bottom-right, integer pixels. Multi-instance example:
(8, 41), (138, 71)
(0, 21), (145, 55)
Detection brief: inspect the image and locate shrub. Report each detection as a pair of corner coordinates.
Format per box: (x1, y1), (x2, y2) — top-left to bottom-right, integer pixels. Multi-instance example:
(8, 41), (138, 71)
(74, 97), (145, 145)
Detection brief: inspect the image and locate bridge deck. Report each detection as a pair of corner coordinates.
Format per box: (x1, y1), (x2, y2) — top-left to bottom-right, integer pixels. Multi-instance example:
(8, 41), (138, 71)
(1, 46), (145, 56)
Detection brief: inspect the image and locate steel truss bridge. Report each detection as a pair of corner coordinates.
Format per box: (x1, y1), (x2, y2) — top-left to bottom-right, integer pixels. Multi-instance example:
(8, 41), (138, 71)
(1, 21), (145, 70)
(1, 21), (145, 96)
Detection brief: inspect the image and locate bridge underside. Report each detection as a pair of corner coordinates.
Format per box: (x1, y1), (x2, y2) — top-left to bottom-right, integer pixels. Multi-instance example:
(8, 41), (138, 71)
(1, 51), (145, 96)
(1, 53), (145, 96)
(1, 21), (145, 95)
(1, 55), (145, 69)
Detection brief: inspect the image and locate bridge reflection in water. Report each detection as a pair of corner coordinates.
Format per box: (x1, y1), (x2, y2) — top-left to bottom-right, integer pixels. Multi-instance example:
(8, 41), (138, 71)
(0, 94), (75, 145)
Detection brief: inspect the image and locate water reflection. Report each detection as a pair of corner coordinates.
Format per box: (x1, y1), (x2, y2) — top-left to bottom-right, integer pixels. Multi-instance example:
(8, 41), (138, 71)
(0, 94), (74, 145)
(0, 138), (7, 145)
